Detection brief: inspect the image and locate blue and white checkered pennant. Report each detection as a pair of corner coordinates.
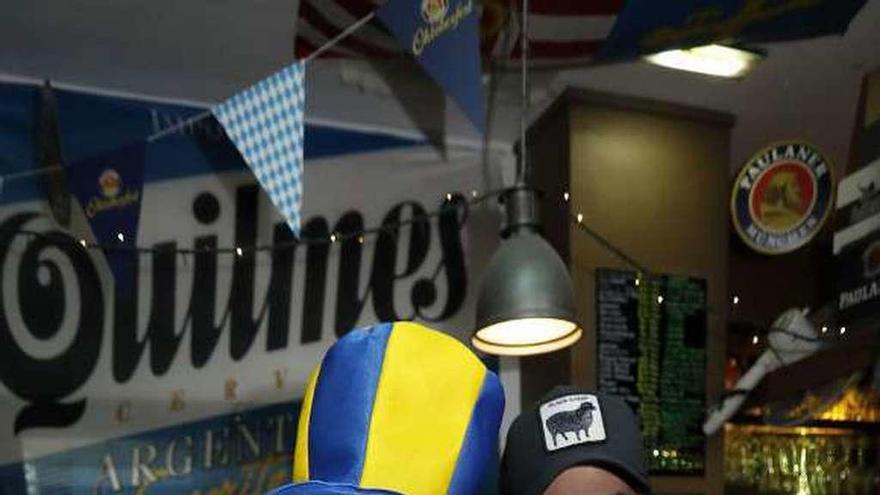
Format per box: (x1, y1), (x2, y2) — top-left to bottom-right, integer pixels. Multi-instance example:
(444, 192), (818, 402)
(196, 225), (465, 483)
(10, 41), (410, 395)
(213, 62), (305, 236)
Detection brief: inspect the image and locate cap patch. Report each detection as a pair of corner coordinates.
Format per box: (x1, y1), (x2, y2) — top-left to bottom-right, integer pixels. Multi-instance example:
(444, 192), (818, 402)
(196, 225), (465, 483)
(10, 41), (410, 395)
(539, 394), (606, 452)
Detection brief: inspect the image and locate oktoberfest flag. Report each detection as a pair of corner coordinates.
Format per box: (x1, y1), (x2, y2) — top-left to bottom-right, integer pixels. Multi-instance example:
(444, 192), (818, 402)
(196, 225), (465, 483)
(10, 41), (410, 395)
(213, 62), (305, 236)
(376, 0), (485, 133)
(68, 143), (146, 298)
(600, 0), (868, 60)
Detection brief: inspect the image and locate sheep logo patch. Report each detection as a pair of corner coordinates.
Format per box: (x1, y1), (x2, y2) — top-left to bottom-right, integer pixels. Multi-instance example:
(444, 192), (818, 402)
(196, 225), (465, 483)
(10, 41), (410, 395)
(539, 394), (606, 451)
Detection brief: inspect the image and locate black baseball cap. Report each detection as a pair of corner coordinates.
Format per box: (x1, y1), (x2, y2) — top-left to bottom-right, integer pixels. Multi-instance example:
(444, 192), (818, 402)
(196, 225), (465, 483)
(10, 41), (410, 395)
(500, 386), (651, 495)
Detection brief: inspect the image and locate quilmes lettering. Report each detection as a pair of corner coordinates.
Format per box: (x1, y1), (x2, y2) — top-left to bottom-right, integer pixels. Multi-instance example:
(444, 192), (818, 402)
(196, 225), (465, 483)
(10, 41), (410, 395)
(0, 185), (467, 433)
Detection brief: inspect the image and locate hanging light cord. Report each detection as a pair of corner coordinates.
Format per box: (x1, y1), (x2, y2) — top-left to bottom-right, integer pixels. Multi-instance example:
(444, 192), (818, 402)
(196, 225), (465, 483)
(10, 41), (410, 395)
(517, 0), (530, 186)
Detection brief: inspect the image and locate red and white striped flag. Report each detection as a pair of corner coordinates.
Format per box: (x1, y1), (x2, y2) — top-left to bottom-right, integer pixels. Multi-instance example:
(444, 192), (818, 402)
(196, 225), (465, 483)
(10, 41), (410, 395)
(295, 0), (624, 66)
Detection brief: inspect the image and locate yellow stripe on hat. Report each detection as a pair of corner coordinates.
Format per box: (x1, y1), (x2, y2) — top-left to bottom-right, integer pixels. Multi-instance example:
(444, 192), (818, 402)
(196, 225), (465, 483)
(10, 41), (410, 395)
(293, 364), (322, 482)
(359, 322), (487, 495)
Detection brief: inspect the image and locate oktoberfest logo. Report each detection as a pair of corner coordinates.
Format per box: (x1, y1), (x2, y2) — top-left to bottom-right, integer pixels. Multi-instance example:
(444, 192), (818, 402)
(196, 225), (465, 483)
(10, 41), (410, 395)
(99, 168), (122, 198)
(412, 0), (473, 56)
(421, 0), (449, 24)
(85, 168), (140, 218)
(731, 141), (834, 255)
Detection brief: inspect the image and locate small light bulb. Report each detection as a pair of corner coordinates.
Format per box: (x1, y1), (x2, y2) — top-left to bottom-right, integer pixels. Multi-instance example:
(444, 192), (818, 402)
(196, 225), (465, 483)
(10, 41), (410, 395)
(79, 239), (87, 248)
(652, 449), (660, 457)
(116, 232), (125, 242)
(821, 325), (828, 334)
(635, 278), (640, 287)
(840, 326), (846, 335)
(471, 189), (478, 198)
(330, 233), (338, 243)
(732, 295), (739, 305)
(358, 235), (365, 244)
(657, 295), (664, 304)
(563, 191), (570, 202)
(576, 213), (584, 223)
(445, 193), (453, 202)
(235, 247), (243, 257)
(752, 335), (759, 345)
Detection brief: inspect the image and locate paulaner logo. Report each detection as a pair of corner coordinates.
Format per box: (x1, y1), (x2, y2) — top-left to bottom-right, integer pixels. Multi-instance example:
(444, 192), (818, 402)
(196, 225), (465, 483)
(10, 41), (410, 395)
(412, 0), (472, 56)
(85, 168), (140, 218)
(731, 141), (834, 255)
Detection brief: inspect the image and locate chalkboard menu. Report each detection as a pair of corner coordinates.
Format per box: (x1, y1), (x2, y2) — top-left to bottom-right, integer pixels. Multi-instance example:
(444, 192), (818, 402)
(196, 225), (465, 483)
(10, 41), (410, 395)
(596, 268), (707, 475)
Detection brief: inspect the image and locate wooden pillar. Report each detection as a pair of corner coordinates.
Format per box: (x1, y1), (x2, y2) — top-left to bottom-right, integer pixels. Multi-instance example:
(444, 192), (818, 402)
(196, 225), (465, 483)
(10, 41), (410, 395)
(527, 88), (734, 494)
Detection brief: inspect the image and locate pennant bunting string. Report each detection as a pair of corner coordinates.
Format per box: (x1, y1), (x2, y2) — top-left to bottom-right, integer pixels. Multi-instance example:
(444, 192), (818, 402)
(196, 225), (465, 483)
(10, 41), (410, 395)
(145, 12), (376, 144)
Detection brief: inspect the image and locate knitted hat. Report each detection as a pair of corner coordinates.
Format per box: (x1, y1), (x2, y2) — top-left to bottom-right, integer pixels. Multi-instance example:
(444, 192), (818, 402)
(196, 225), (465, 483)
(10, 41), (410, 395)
(268, 321), (505, 495)
(500, 386), (650, 495)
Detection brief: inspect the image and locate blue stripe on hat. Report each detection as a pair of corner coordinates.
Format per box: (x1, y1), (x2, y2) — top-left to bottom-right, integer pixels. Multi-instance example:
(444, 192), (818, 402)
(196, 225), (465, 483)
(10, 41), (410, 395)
(446, 371), (505, 495)
(308, 323), (393, 484)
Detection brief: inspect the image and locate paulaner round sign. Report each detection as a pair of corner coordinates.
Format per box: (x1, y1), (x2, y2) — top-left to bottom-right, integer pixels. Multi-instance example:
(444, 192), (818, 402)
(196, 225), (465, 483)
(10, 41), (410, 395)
(731, 141), (834, 255)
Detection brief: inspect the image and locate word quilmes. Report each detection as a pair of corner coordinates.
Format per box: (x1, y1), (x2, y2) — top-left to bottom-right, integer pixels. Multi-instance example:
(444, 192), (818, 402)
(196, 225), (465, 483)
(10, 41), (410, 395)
(0, 184), (468, 434)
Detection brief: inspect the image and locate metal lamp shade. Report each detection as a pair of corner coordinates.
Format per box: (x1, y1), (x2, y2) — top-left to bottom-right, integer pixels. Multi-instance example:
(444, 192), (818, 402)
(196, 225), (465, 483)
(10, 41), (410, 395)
(473, 231), (582, 356)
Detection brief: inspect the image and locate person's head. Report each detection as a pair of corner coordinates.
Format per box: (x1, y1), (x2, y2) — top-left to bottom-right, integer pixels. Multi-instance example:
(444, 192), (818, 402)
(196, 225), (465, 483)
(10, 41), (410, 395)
(500, 386), (650, 495)
(268, 321), (505, 495)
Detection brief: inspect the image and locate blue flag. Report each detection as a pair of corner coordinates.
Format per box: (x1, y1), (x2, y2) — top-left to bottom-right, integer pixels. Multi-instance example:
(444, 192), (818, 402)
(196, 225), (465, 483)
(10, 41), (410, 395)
(376, 0), (485, 133)
(69, 144), (145, 298)
(600, 0), (868, 60)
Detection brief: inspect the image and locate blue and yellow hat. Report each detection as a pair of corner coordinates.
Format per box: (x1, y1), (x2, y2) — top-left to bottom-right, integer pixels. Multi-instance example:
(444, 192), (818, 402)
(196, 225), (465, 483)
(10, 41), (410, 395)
(270, 321), (505, 495)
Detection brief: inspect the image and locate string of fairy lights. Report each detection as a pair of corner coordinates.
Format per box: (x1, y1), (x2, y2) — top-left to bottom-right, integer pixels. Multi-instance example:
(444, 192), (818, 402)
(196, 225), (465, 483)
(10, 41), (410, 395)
(13, 187), (501, 254)
(9, 185), (846, 345)
(8, 180), (859, 420)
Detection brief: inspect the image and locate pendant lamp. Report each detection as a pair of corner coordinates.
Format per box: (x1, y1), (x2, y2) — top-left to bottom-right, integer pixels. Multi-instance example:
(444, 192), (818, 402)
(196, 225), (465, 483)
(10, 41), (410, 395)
(472, 187), (581, 355)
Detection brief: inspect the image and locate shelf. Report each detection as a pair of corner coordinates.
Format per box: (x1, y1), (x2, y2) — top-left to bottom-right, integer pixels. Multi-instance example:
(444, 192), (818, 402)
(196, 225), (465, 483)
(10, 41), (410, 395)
(729, 415), (880, 434)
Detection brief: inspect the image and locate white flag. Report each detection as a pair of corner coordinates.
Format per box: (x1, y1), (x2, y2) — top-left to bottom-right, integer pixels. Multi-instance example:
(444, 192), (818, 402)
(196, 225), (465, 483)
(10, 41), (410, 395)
(213, 62), (305, 236)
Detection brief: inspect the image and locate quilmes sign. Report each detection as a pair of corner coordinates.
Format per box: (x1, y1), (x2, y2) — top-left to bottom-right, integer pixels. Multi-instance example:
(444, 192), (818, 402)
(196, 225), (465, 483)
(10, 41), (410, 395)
(0, 181), (469, 434)
(0, 84), (500, 493)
